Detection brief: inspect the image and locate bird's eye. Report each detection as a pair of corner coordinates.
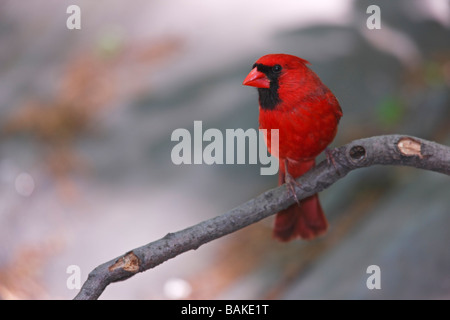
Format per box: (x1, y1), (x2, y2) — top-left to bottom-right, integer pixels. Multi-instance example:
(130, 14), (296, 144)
(272, 64), (282, 73)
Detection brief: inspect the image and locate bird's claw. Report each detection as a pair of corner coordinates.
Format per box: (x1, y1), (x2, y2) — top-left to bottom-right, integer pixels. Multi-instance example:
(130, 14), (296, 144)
(325, 147), (339, 171)
(285, 171), (301, 206)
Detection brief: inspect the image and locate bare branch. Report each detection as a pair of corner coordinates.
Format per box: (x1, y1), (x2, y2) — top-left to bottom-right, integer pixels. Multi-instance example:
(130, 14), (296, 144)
(73, 135), (450, 300)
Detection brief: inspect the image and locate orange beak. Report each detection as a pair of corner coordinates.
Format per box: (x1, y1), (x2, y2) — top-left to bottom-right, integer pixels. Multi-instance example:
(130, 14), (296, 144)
(242, 67), (270, 88)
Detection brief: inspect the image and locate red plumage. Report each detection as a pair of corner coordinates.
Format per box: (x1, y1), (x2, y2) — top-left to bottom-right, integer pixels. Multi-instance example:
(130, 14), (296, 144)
(243, 54), (342, 241)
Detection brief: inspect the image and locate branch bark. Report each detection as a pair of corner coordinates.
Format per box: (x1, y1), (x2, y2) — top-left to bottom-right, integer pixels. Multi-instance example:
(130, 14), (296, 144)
(74, 135), (450, 300)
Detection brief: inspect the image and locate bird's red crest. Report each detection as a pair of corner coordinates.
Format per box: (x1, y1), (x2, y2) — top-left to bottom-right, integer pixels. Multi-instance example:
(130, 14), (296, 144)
(254, 53), (310, 68)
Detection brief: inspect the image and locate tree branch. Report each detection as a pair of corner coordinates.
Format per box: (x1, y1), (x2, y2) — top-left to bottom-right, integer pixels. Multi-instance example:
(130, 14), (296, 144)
(73, 135), (450, 300)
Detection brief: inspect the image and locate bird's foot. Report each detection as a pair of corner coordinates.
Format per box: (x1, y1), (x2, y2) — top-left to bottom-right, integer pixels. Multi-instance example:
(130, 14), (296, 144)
(325, 147), (339, 171)
(285, 170), (301, 206)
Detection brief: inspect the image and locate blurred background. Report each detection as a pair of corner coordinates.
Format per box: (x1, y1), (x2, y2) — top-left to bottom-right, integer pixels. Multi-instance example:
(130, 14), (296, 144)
(0, 0), (449, 299)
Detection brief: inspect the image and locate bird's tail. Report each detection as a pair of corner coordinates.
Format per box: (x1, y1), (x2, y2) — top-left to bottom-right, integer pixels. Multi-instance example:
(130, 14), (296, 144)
(273, 159), (328, 241)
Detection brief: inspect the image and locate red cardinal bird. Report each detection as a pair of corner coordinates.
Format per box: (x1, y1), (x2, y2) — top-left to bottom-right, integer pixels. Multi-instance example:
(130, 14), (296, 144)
(243, 54), (342, 241)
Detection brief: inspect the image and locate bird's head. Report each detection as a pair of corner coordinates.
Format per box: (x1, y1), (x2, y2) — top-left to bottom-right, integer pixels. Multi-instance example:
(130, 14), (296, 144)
(242, 54), (311, 110)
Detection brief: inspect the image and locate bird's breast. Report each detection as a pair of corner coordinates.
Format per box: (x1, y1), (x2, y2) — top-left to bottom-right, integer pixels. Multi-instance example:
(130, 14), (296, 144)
(259, 103), (339, 161)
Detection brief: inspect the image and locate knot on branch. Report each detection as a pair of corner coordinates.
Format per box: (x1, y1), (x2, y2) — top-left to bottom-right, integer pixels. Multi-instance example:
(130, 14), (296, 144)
(349, 145), (366, 162)
(344, 143), (368, 169)
(109, 251), (140, 273)
(397, 137), (423, 159)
